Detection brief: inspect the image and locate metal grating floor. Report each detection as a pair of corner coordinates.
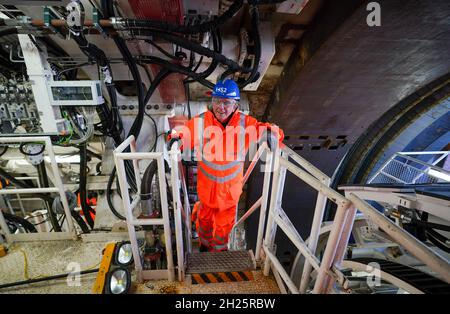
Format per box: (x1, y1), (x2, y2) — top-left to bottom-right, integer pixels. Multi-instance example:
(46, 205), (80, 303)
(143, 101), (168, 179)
(186, 250), (256, 274)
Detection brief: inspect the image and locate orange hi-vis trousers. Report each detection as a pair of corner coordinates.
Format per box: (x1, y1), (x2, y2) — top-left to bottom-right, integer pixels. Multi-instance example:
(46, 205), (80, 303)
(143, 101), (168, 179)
(193, 201), (236, 252)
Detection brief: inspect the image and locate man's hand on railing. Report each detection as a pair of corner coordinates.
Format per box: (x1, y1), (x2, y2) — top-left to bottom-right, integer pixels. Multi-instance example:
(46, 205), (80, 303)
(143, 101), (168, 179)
(166, 129), (183, 151)
(266, 129), (282, 151)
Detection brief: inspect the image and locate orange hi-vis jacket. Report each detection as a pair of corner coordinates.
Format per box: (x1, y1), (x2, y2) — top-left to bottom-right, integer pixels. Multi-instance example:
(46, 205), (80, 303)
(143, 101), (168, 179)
(179, 110), (284, 210)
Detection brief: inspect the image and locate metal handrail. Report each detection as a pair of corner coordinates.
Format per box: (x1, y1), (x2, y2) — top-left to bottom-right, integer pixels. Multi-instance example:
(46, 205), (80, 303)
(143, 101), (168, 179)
(259, 146), (450, 294)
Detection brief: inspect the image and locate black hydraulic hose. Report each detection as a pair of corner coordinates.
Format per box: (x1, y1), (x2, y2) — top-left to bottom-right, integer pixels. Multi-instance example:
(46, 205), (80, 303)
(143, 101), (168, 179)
(79, 144), (95, 229)
(184, 28), (221, 84)
(123, 0), (243, 34)
(139, 56), (214, 89)
(69, 210), (90, 234)
(133, 29), (252, 74)
(113, 36), (145, 139)
(144, 68), (172, 105)
(0, 168), (58, 207)
(140, 160), (157, 202)
(36, 163), (61, 232)
(105, 67), (171, 220)
(410, 218), (450, 232)
(0, 268), (99, 290)
(2, 212), (37, 233)
(140, 159), (172, 207)
(0, 168), (35, 190)
(426, 229), (450, 253)
(106, 167), (126, 220)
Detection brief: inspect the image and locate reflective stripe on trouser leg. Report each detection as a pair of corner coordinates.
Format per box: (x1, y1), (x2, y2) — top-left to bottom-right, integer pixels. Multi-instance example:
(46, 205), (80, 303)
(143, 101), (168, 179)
(211, 205), (237, 252)
(197, 202), (214, 248)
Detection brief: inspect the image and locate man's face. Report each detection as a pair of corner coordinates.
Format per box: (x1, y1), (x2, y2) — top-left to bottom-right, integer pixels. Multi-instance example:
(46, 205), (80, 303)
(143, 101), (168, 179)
(211, 97), (238, 123)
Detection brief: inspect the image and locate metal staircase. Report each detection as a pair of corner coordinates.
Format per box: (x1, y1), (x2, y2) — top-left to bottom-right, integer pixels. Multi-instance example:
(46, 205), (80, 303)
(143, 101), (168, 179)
(113, 136), (450, 294)
(186, 250), (256, 285)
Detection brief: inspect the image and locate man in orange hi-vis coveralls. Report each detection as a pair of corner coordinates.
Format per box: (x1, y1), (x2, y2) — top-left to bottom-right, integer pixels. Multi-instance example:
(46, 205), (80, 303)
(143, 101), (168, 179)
(171, 79), (284, 252)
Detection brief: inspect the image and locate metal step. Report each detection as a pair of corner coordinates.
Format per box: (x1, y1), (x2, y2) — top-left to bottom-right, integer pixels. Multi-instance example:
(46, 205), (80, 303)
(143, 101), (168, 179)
(186, 250), (256, 274)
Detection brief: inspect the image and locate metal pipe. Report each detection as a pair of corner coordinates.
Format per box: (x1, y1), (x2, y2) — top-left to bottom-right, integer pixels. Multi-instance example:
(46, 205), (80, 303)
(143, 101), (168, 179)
(169, 143), (185, 281)
(263, 149), (282, 276)
(114, 135), (135, 153)
(312, 201), (351, 294)
(130, 218), (164, 226)
(115, 152), (163, 160)
(179, 159), (192, 253)
(255, 150), (273, 261)
(324, 205), (357, 293)
(0, 187), (59, 195)
(114, 146), (144, 276)
(157, 155), (175, 282)
(348, 193), (450, 284)
(300, 178), (331, 293)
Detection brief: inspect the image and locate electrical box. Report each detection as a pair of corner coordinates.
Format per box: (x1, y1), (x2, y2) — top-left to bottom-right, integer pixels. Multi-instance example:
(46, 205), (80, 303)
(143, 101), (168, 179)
(47, 81), (104, 106)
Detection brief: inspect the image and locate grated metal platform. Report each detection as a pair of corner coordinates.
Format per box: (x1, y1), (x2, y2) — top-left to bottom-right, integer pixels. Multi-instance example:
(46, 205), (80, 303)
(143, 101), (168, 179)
(186, 250), (256, 274)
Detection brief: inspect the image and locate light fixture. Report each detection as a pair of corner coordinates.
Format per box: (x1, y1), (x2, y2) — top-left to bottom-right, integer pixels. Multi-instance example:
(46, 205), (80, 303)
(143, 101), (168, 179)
(105, 267), (131, 294)
(114, 241), (134, 266)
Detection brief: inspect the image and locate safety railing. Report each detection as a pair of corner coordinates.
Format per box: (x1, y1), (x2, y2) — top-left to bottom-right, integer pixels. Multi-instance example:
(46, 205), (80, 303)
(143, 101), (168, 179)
(114, 135), (450, 291)
(368, 151), (450, 184)
(228, 141), (271, 254)
(113, 136), (191, 282)
(114, 135), (175, 282)
(0, 136), (76, 243)
(259, 146), (450, 293)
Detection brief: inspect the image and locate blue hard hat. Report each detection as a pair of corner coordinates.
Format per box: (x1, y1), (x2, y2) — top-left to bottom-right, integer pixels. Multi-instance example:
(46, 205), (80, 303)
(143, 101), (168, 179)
(211, 79), (240, 100)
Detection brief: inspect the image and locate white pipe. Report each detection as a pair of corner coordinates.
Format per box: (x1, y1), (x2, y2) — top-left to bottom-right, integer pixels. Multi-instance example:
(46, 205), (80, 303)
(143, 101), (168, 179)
(312, 202), (351, 294)
(157, 155), (175, 282)
(324, 205), (357, 293)
(114, 135), (135, 153)
(255, 150), (273, 261)
(263, 149), (282, 276)
(169, 145), (185, 281)
(179, 159), (192, 253)
(130, 218), (164, 226)
(0, 187), (59, 194)
(348, 193), (450, 284)
(115, 152), (163, 160)
(300, 178), (330, 293)
(114, 151), (144, 273)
